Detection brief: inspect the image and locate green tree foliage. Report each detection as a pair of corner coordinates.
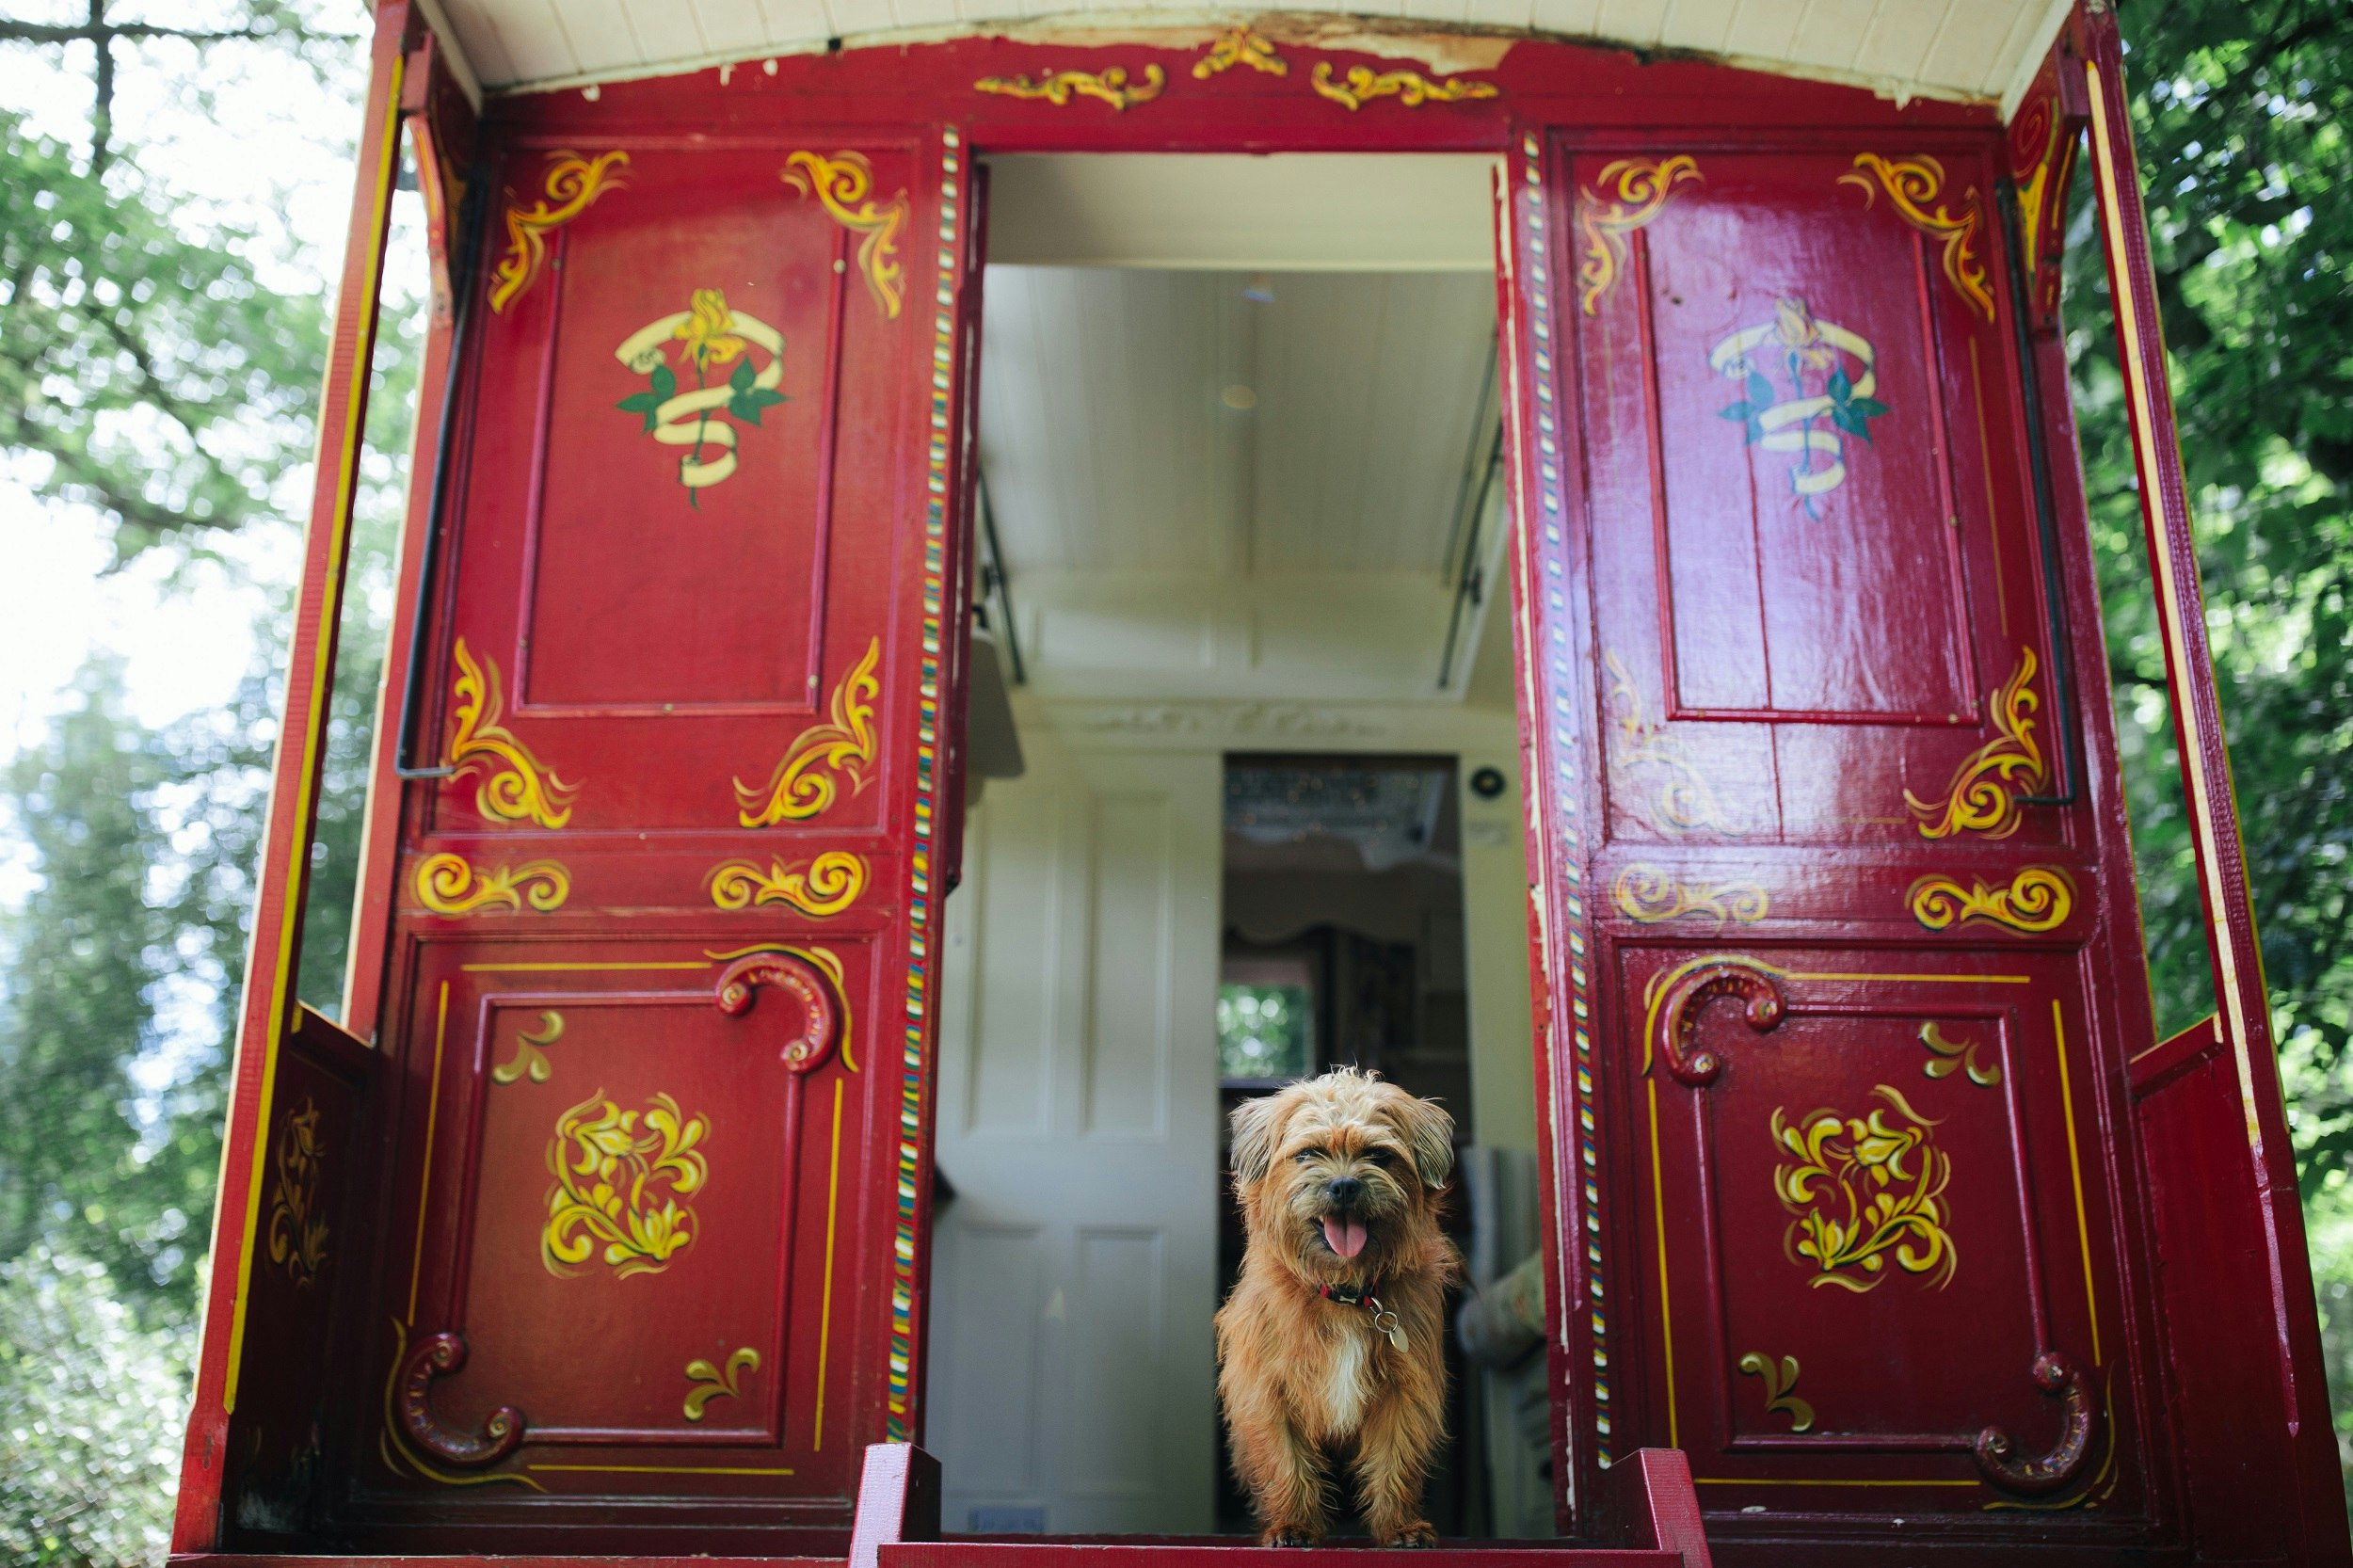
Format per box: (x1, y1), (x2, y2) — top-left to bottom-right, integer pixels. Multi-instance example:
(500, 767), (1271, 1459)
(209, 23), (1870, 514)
(2070, 0), (2353, 1179)
(0, 1248), (190, 1566)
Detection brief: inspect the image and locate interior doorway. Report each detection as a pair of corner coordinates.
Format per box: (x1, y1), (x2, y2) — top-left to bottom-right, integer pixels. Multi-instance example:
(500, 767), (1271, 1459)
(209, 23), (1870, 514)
(925, 152), (1541, 1539)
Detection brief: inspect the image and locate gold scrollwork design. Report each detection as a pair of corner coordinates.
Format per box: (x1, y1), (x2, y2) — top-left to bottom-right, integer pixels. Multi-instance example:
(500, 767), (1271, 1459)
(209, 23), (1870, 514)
(1837, 152), (1996, 323)
(1909, 866), (2073, 935)
(735, 637), (882, 827)
(488, 150), (629, 313)
(1308, 61), (1497, 111)
(782, 152), (908, 320)
(1578, 154), (1702, 314)
(413, 852), (570, 917)
(1920, 1021), (2002, 1087)
(1737, 1352), (1815, 1432)
(446, 638), (579, 828)
(492, 1011), (565, 1086)
(1605, 650), (1738, 836)
(975, 65), (1165, 111)
(708, 852), (867, 918)
(1907, 648), (2046, 839)
(1193, 26), (1286, 78)
(1771, 1083), (1957, 1293)
(265, 1096), (328, 1286)
(1612, 865), (1767, 931)
(683, 1346), (760, 1421)
(543, 1091), (710, 1280)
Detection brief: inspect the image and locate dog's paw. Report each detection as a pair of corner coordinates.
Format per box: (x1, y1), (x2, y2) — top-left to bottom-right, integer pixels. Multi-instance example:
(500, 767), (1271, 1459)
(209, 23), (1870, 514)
(1377, 1521), (1438, 1548)
(1261, 1528), (1324, 1548)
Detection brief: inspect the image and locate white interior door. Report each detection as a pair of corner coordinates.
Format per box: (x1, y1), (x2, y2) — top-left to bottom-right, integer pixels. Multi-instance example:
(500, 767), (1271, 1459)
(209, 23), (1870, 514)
(929, 724), (1221, 1534)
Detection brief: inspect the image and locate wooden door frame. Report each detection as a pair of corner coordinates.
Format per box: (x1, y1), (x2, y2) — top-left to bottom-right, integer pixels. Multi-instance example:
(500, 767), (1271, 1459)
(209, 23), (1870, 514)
(174, 5), (2331, 1553)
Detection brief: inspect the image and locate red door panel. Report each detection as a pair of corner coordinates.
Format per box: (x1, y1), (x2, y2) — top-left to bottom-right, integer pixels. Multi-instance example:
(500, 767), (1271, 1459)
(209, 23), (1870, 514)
(331, 124), (979, 1552)
(1625, 947), (2126, 1508)
(1510, 126), (2172, 1555)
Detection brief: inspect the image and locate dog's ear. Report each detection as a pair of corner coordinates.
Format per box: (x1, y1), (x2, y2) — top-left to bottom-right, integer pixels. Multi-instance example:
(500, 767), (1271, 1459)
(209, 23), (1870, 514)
(1387, 1093), (1456, 1191)
(1229, 1092), (1292, 1188)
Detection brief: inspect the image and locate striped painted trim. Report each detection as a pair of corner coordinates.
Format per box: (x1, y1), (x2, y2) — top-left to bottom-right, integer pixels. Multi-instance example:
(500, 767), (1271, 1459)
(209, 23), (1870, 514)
(888, 126), (962, 1440)
(1520, 132), (1609, 1468)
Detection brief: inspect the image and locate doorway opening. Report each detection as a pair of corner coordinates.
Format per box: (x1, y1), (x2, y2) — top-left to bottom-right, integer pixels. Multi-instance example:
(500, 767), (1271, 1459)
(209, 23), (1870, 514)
(927, 152), (1544, 1541)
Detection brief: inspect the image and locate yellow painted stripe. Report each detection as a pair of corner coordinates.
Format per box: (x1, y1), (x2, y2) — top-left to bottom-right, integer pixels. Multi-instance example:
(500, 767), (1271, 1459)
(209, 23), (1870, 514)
(2087, 58), (2261, 1149)
(458, 960), (712, 972)
(528, 1464), (797, 1477)
(812, 1076), (845, 1450)
(2053, 1000), (2103, 1367)
(1648, 1077), (1677, 1451)
(1694, 1477), (1981, 1488)
(222, 46), (406, 1415)
(407, 982), (450, 1324)
(1786, 971), (2033, 985)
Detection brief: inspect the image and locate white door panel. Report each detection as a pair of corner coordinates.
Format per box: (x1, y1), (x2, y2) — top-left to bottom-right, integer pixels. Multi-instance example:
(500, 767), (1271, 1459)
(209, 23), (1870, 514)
(932, 739), (1221, 1534)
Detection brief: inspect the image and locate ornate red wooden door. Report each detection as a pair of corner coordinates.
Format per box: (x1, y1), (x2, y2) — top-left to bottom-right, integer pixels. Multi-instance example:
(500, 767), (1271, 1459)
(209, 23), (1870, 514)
(330, 123), (980, 1551)
(1506, 132), (2171, 1551)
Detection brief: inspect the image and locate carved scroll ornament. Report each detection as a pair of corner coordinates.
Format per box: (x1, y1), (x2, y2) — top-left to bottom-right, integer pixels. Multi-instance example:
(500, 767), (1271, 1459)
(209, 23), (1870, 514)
(1975, 1352), (2099, 1496)
(1650, 958), (1785, 1087)
(397, 1327), (525, 1467)
(716, 949), (842, 1072)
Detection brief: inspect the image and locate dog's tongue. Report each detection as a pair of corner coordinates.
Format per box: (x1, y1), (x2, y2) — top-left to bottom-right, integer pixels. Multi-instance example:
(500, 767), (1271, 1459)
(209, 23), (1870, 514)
(1322, 1216), (1369, 1259)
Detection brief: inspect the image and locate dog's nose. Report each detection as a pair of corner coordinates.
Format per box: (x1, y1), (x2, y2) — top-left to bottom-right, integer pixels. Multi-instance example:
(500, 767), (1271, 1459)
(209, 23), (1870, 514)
(1326, 1176), (1364, 1208)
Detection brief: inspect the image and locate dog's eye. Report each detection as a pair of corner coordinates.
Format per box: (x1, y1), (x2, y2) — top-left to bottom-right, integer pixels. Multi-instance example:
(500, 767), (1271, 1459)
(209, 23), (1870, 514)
(1293, 1150), (1320, 1164)
(1364, 1149), (1396, 1168)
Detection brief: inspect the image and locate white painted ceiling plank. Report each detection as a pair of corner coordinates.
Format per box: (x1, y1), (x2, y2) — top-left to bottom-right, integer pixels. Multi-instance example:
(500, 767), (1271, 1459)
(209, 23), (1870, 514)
(1598, 0), (1673, 51)
(1785, 0), (1880, 74)
(691, 0), (772, 54)
(1849, 0), (1943, 88)
(1660, 0), (1743, 56)
(547, 0), (648, 75)
(1994, 0), (2073, 120)
(438, 0), (520, 89)
(1717, 0), (1803, 64)
(1913, 0), (2004, 99)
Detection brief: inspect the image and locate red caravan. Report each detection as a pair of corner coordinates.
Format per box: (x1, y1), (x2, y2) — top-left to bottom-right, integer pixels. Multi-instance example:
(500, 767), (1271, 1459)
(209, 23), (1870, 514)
(168, 4), (2349, 1567)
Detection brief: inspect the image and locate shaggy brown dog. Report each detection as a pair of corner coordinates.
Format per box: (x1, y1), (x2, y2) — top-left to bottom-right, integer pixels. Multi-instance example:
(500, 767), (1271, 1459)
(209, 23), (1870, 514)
(1215, 1068), (1460, 1547)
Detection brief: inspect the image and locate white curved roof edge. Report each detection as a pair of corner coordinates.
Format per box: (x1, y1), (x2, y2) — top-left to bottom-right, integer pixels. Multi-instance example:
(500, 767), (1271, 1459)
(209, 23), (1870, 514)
(424, 0), (2074, 126)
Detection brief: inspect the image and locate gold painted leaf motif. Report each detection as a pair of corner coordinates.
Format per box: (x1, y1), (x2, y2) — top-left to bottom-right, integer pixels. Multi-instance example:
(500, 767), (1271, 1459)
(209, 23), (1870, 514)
(1737, 1352), (1815, 1432)
(1770, 1084), (1957, 1292)
(735, 638), (882, 827)
(1838, 152), (1996, 323)
(707, 852), (867, 918)
(542, 1091), (711, 1279)
(413, 852), (570, 917)
(1604, 650), (1738, 836)
(1578, 155), (1702, 314)
(1907, 648), (2047, 839)
(446, 639), (579, 828)
(1909, 866), (2073, 934)
(1919, 1021), (2002, 1087)
(683, 1346), (760, 1420)
(1193, 26), (1286, 78)
(488, 150), (629, 313)
(492, 1011), (565, 1086)
(782, 152), (908, 319)
(1307, 61), (1497, 111)
(265, 1096), (328, 1286)
(975, 65), (1165, 111)
(1612, 865), (1767, 930)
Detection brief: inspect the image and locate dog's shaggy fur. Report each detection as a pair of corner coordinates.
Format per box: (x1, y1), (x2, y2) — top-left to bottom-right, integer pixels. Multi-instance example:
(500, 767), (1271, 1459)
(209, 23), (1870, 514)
(1215, 1068), (1460, 1547)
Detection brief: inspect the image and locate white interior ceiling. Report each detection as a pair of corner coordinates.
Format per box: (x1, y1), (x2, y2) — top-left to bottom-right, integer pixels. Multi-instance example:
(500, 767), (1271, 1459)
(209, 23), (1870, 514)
(979, 265), (1499, 700)
(426, 0), (2071, 116)
(987, 155), (1497, 273)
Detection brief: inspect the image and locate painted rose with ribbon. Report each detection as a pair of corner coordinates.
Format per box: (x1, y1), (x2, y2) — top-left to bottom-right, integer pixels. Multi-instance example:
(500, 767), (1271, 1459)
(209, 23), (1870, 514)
(1709, 296), (1887, 512)
(614, 288), (788, 504)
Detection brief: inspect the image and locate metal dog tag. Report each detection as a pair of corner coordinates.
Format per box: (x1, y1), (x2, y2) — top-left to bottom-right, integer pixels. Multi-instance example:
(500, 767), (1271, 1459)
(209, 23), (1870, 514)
(1368, 1299), (1408, 1353)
